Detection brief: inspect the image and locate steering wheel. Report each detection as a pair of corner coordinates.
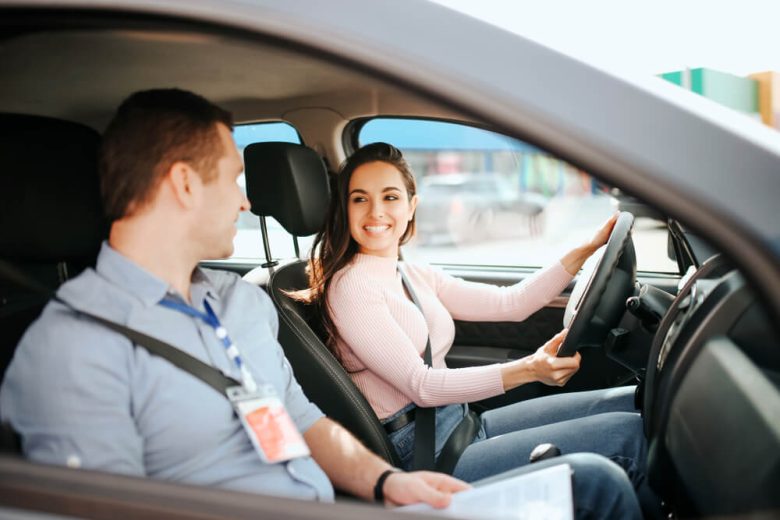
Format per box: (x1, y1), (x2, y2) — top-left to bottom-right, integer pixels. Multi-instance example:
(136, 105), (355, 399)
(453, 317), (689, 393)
(557, 212), (637, 357)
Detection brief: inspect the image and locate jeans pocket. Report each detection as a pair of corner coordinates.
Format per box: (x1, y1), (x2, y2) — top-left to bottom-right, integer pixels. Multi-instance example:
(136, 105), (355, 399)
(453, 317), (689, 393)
(388, 421), (416, 470)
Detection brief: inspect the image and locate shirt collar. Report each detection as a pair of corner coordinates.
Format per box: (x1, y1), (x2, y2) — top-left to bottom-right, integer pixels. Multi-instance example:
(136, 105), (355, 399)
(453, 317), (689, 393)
(191, 268), (221, 304)
(95, 242), (220, 307)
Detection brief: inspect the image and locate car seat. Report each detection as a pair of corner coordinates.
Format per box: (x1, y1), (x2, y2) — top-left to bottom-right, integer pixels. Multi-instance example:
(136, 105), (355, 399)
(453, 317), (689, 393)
(0, 113), (107, 452)
(0, 113), (107, 378)
(242, 142), (402, 466)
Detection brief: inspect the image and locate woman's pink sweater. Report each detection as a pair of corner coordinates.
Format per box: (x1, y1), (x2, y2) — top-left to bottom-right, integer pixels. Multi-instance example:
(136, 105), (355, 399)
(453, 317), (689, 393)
(327, 253), (573, 419)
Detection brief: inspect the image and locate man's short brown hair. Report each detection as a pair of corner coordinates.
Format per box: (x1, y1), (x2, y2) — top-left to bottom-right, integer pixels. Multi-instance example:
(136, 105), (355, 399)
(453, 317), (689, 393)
(99, 89), (233, 221)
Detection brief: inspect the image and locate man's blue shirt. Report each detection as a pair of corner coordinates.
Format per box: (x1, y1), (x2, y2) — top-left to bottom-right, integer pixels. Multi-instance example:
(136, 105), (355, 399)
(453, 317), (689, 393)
(0, 242), (333, 501)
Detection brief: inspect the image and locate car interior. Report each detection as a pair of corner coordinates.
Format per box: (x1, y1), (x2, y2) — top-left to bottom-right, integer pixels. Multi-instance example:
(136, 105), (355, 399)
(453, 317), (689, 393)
(1, 9), (779, 520)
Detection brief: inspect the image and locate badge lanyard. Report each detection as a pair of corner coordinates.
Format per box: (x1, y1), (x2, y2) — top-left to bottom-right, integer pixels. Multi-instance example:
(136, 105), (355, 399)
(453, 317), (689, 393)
(158, 295), (310, 463)
(158, 297), (258, 393)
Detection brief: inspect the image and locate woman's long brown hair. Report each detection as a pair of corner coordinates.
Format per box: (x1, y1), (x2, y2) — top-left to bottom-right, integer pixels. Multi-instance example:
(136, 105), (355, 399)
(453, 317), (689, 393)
(297, 142), (418, 360)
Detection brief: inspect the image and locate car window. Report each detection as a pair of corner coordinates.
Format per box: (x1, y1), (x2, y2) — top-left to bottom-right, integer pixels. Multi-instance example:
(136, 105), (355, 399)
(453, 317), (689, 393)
(230, 122), (314, 261)
(358, 118), (677, 273)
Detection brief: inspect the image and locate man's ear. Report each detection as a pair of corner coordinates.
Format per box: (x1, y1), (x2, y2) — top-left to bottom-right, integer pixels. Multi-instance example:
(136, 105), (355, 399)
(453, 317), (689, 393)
(167, 161), (201, 209)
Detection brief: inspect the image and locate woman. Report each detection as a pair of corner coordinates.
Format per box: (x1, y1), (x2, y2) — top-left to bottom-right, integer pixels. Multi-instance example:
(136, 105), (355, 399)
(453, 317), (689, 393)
(302, 142), (646, 489)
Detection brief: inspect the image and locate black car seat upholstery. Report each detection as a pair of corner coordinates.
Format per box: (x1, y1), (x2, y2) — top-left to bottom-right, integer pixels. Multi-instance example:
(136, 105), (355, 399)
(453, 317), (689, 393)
(0, 113), (106, 382)
(242, 142), (401, 465)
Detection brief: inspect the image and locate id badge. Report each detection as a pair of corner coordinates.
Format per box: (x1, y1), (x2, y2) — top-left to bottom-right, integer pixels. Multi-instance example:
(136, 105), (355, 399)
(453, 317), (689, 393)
(227, 385), (311, 463)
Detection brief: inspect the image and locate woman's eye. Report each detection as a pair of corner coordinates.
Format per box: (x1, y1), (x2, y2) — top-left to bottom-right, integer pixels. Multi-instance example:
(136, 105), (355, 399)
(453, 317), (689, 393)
(385, 195), (399, 201)
(351, 196), (366, 203)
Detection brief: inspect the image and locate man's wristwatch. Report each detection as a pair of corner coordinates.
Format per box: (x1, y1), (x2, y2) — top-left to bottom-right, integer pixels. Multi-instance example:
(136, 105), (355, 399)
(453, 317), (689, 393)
(373, 469), (399, 503)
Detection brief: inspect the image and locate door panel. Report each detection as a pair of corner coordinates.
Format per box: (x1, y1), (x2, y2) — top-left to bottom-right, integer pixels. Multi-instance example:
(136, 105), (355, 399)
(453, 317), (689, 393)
(451, 307), (566, 356)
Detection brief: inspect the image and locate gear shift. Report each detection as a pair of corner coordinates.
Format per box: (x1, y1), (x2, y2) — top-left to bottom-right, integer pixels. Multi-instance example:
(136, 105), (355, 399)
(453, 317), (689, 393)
(529, 443), (561, 463)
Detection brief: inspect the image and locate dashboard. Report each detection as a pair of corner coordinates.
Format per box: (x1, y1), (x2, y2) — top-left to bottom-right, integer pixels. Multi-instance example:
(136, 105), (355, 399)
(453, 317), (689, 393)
(641, 256), (780, 516)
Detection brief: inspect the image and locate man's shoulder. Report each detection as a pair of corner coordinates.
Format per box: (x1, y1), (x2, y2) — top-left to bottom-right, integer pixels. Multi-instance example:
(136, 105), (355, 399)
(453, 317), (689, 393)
(12, 268), (137, 363)
(56, 267), (135, 320)
(3, 277), (134, 403)
(25, 267), (134, 349)
(23, 298), (129, 352)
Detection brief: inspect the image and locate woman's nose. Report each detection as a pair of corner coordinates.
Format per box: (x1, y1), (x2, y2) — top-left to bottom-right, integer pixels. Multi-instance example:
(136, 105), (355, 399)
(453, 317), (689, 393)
(369, 200), (384, 218)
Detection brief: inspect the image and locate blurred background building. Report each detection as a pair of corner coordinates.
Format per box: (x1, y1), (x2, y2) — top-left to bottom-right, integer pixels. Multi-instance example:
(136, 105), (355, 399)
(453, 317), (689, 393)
(661, 67), (780, 130)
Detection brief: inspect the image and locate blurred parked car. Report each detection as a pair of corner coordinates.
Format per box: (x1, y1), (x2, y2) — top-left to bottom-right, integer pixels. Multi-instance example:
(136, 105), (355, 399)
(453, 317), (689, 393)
(416, 174), (547, 245)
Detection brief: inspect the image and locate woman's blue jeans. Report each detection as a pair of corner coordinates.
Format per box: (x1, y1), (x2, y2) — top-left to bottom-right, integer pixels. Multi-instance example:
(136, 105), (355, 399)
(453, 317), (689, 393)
(385, 386), (648, 519)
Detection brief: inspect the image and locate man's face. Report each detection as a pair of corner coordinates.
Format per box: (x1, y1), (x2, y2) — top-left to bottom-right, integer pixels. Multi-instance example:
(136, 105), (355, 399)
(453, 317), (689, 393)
(194, 123), (250, 260)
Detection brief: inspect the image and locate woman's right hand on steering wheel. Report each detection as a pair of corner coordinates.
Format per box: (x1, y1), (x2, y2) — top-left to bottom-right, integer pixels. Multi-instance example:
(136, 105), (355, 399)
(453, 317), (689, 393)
(500, 329), (581, 391)
(560, 213), (618, 276)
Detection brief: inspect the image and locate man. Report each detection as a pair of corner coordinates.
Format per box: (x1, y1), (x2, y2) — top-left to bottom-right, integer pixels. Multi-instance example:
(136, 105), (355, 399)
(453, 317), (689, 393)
(0, 89), (640, 518)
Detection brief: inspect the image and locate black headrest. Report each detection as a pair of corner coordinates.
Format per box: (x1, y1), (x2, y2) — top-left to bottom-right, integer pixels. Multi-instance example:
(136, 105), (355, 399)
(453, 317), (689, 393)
(243, 142), (330, 236)
(0, 113), (107, 262)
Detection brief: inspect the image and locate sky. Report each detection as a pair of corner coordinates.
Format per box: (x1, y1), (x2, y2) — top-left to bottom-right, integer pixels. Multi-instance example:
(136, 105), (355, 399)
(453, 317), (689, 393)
(433, 0), (780, 78)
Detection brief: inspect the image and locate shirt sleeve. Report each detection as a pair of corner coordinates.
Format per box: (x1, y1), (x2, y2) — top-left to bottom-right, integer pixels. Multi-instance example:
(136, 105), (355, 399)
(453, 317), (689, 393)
(277, 346), (325, 434)
(423, 261), (573, 322)
(328, 272), (504, 408)
(247, 283), (324, 433)
(0, 303), (145, 476)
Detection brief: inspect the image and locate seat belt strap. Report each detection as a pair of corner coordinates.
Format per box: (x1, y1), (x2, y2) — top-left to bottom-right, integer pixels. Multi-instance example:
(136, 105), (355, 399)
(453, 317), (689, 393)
(398, 265), (436, 471)
(76, 310), (240, 395)
(0, 258), (240, 397)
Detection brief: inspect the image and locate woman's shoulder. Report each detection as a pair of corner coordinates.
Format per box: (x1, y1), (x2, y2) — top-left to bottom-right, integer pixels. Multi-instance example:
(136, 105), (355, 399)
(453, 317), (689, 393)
(400, 259), (434, 275)
(400, 260), (444, 285)
(330, 255), (401, 296)
(331, 258), (379, 294)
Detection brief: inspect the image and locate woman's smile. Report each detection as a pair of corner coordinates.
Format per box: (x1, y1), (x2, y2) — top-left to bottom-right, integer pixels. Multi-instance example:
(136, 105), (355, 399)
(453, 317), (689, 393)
(363, 224), (391, 234)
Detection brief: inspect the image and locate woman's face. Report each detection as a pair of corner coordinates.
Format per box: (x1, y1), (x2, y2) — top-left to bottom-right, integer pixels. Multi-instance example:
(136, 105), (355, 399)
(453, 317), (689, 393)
(347, 160), (418, 258)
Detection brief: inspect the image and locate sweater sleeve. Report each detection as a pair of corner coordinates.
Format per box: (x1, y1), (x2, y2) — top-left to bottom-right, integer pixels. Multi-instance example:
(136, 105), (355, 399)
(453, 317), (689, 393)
(423, 261), (573, 322)
(328, 271), (504, 407)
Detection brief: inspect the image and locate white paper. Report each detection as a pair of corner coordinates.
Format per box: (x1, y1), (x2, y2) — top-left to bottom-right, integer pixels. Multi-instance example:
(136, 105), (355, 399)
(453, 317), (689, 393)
(397, 463), (573, 520)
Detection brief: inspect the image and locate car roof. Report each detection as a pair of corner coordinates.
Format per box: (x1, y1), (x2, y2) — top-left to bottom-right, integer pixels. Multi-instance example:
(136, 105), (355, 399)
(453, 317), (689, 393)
(1, 0), (779, 317)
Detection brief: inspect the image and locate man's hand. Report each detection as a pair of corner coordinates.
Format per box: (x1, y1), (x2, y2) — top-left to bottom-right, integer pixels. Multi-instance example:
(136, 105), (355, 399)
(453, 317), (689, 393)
(305, 418), (469, 505)
(383, 471), (471, 508)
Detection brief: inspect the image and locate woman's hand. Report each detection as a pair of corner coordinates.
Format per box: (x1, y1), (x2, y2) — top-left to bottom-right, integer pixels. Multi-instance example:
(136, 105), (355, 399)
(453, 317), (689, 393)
(527, 329), (580, 386)
(586, 212), (619, 252)
(560, 212), (618, 276)
(500, 329), (581, 390)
